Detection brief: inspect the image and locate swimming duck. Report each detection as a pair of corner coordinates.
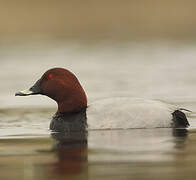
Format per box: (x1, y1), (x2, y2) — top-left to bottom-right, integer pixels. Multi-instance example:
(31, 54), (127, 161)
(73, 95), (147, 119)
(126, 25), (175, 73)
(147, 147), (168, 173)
(15, 68), (190, 131)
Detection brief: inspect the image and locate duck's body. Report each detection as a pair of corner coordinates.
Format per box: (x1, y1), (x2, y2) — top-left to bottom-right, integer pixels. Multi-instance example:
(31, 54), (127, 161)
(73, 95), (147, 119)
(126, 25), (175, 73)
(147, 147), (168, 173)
(15, 68), (190, 131)
(87, 97), (189, 129)
(87, 98), (175, 129)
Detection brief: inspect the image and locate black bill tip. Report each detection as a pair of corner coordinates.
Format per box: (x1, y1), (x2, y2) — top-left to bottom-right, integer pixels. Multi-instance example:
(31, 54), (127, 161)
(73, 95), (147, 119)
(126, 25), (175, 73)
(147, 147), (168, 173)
(15, 79), (41, 97)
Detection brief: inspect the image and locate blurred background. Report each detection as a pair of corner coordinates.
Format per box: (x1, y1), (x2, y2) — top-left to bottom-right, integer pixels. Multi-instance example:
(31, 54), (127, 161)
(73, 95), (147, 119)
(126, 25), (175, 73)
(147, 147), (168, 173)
(1, 0), (196, 40)
(1, 2), (196, 179)
(1, 0), (196, 108)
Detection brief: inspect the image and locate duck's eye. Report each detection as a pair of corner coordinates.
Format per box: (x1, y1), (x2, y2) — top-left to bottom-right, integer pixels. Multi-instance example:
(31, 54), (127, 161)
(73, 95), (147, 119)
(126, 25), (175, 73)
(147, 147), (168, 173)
(48, 74), (53, 80)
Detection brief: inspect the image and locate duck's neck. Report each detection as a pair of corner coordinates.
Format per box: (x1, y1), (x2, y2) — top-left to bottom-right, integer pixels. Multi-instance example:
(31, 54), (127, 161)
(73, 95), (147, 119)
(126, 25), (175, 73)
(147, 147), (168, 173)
(54, 83), (87, 114)
(57, 98), (87, 114)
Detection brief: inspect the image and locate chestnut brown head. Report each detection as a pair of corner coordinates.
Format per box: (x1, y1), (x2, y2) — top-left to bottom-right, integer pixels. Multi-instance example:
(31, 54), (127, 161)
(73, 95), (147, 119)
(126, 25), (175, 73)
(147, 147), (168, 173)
(15, 68), (87, 113)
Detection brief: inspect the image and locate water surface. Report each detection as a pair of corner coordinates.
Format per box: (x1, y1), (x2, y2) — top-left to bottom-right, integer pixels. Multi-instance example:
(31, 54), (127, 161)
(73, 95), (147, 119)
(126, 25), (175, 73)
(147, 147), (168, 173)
(1, 40), (196, 179)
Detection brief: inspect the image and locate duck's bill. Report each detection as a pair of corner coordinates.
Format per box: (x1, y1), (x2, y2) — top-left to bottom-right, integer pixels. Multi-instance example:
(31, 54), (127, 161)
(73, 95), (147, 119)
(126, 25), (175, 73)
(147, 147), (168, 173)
(15, 79), (41, 96)
(15, 89), (35, 96)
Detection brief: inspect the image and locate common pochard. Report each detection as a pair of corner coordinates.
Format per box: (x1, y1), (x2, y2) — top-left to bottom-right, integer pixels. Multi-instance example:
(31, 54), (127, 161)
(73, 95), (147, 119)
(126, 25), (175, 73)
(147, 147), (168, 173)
(15, 68), (190, 131)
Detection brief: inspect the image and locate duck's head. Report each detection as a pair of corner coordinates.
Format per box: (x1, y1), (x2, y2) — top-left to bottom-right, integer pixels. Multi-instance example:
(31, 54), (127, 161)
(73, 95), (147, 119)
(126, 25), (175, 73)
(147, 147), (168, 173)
(15, 68), (87, 113)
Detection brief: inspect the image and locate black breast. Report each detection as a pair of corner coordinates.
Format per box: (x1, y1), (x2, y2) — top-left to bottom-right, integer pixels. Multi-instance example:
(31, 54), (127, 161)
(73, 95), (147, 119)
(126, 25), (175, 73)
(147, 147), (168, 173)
(50, 109), (87, 133)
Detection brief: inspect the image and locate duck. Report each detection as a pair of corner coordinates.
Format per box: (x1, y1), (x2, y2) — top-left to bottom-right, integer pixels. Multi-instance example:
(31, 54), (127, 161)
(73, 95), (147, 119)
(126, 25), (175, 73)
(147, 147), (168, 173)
(15, 68), (190, 131)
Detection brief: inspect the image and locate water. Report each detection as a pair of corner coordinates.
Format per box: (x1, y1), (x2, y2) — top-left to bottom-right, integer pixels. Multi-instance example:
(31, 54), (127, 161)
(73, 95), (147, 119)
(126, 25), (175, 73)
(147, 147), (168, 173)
(1, 40), (196, 179)
(0, 129), (196, 180)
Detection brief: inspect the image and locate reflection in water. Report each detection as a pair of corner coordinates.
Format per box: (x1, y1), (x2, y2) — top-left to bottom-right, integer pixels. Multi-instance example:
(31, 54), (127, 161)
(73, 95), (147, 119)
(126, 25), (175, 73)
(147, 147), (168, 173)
(172, 128), (188, 138)
(88, 128), (191, 180)
(48, 110), (88, 179)
(0, 126), (194, 179)
(172, 128), (188, 150)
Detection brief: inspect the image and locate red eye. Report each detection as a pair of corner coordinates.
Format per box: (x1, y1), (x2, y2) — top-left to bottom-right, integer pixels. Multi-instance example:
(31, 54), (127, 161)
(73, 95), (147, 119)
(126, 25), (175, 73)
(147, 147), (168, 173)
(48, 74), (53, 80)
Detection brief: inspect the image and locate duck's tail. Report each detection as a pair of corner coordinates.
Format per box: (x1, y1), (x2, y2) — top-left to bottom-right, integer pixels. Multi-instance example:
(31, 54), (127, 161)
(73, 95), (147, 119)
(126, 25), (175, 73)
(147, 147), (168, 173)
(179, 108), (192, 113)
(172, 110), (190, 128)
